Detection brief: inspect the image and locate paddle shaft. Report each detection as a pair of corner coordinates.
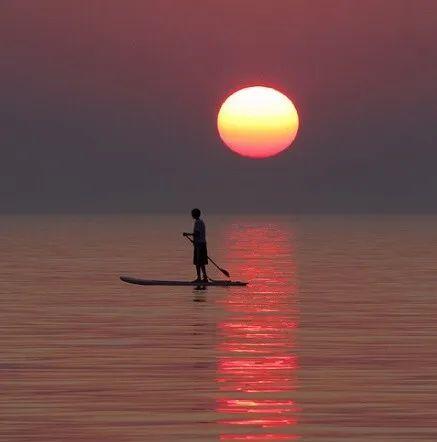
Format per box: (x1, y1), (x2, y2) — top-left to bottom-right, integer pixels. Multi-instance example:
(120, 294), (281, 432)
(184, 235), (230, 278)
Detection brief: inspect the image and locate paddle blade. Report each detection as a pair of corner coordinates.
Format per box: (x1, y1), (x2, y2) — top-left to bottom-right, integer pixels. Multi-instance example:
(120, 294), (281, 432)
(220, 268), (231, 278)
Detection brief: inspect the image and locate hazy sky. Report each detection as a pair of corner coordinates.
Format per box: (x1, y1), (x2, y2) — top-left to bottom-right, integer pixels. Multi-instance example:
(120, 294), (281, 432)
(2, 0), (437, 213)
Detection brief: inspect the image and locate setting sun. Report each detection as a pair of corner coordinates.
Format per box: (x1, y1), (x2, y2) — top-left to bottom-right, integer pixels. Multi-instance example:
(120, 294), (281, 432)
(217, 86), (299, 159)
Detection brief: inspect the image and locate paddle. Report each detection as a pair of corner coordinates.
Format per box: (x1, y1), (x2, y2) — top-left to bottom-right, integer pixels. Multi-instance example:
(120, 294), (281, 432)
(183, 235), (231, 278)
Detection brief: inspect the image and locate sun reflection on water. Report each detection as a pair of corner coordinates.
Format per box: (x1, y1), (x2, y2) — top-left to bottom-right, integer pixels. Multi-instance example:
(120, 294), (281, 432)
(217, 223), (300, 441)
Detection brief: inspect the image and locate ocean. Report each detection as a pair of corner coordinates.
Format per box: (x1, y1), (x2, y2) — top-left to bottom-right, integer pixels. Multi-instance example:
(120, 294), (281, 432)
(2, 214), (437, 441)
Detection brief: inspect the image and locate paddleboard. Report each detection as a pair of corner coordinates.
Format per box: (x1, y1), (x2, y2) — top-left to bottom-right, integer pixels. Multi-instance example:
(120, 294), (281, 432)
(120, 276), (248, 287)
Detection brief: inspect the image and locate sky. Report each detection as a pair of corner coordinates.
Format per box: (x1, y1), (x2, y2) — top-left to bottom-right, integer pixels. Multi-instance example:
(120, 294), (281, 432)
(1, 0), (437, 213)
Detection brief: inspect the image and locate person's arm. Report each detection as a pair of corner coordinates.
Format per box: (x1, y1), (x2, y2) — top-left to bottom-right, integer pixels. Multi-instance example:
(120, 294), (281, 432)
(184, 220), (199, 238)
(192, 220), (201, 241)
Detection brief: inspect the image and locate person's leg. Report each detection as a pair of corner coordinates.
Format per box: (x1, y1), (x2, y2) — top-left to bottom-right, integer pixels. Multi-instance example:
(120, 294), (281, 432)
(193, 245), (201, 281)
(195, 265), (202, 281)
(200, 243), (208, 281)
(200, 265), (208, 281)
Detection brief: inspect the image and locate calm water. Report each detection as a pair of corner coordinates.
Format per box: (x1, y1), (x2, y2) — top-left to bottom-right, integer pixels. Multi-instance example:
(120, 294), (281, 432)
(2, 215), (437, 441)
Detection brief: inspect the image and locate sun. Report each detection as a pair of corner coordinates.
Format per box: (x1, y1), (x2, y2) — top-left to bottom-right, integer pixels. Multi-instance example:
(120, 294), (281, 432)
(217, 86), (299, 159)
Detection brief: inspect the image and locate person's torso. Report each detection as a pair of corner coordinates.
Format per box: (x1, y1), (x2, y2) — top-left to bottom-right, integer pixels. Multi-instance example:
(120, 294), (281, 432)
(193, 219), (206, 244)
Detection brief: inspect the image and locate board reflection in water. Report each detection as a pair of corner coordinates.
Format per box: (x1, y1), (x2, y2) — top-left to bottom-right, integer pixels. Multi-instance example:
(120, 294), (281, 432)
(216, 221), (300, 440)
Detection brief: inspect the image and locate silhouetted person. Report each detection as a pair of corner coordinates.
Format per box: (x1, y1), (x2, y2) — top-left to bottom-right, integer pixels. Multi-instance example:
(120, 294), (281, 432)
(183, 208), (209, 282)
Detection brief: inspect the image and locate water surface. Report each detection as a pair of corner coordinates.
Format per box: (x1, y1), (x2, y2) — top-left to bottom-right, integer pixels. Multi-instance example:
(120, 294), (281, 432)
(2, 215), (437, 441)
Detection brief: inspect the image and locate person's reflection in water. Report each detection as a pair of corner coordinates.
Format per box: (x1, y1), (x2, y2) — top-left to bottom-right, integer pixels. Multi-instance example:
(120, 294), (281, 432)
(193, 289), (207, 302)
(216, 222), (300, 441)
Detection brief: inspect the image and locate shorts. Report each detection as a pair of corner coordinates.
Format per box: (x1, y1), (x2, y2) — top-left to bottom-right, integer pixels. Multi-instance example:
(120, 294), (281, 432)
(193, 242), (208, 266)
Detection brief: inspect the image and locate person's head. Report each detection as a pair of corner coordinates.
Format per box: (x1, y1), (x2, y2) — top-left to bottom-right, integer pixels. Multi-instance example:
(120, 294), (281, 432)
(191, 208), (201, 219)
